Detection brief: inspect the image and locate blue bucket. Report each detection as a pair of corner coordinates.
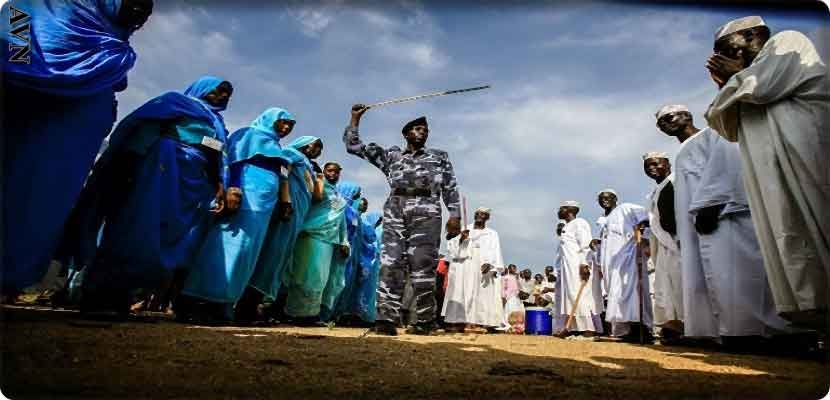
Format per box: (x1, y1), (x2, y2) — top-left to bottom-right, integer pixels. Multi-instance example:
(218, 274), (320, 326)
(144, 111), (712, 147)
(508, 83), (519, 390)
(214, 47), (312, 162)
(525, 307), (552, 335)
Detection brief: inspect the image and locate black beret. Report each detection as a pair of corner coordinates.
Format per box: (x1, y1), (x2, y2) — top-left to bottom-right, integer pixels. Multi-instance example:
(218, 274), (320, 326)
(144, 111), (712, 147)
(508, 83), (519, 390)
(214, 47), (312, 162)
(401, 116), (428, 134)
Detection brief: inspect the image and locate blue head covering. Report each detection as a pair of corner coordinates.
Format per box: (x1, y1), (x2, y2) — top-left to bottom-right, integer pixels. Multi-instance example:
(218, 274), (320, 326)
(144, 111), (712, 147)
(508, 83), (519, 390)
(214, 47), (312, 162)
(250, 107), (295, 134)
(288, 135), (320, 150)
(362, 211), (383, 228)
(184, 76), (230, 112)
(284, 135), (319, 172)
(227, 107), (295, 165)
(337, 181), (362, 204)
(2, 0), (139, 96)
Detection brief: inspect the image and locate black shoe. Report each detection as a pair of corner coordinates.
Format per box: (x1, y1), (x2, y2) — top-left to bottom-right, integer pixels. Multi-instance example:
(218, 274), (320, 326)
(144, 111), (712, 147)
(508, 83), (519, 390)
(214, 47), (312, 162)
(406, 321), (436, 336)
(373, 320), (398, 336)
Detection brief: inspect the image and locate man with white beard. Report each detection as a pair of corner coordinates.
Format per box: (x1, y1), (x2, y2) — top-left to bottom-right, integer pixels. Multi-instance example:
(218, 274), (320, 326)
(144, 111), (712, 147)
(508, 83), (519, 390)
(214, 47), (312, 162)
(642, 151), (684, 343)
(705, 16), (829, 330)
(596, 189), (653, 343)
(657, 104), (791, 346)
(554, 201), (603, 340)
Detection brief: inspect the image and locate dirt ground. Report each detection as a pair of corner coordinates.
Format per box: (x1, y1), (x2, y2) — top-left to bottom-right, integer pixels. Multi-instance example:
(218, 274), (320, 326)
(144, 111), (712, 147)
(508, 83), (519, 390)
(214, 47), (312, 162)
(1, 306), (827, 399)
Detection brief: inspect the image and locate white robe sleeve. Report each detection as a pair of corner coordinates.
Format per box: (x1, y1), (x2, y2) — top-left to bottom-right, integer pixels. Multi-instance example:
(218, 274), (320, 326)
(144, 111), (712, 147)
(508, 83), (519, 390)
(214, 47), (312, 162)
(574, 219), (593, 265)
(482, 230), (505, 273)
(688, 131), (749, 215)
(706, 31), (828, 142)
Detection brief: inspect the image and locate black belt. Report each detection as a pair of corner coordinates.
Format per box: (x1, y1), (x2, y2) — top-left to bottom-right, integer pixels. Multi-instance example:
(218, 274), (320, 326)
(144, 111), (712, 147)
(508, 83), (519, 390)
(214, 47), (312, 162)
(392, 187), (432, 197)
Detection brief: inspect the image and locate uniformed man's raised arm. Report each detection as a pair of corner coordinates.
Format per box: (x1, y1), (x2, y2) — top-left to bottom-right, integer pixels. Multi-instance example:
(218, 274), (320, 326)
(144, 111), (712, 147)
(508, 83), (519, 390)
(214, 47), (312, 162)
(441, 154), (461, 219)
(343, 104), (391, 175)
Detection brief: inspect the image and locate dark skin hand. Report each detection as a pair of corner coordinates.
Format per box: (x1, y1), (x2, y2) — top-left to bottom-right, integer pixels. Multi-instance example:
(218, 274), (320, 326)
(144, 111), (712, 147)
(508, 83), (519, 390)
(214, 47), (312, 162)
(211, 183), (226, 215)
(695, 204), (725, 235)
(706, 53), (745, 88)
(579, 264), (591, 282)
(277, 201), (293, 221)
(339, 245), (350, 258)
(225, 187), (242, 212)
(481, 263), (494, 274)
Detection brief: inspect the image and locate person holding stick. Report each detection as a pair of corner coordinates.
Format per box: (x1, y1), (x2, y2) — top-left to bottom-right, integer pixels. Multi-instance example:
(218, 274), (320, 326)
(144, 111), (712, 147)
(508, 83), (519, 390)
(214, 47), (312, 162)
(554, 201), (603, 340)
(596, 189), (653, 343)
(343, 104), (461, 335)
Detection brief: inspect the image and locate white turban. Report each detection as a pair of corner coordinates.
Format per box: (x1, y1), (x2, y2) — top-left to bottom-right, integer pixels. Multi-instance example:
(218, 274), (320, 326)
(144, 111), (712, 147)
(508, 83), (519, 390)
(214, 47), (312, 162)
(559, 200), (580, 208)
(715, 16), (766, 40)
(642, 151), (668, 161)
(655, 104), (689, 119)
(597, 188), (618, 197)
(475, 207), (492, 214)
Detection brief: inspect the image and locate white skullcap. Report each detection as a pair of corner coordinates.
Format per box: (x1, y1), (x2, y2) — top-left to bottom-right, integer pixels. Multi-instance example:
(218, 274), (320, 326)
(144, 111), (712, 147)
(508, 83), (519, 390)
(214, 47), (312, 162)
(560, 200), (580, 208)
(557, 219), (566, 225)
(597, 188), (618, 197)
(642, 151), (668, 161)
(475, 207), (492, 214)
(715, 16), (766, 40)
(655, 104), (689, 119)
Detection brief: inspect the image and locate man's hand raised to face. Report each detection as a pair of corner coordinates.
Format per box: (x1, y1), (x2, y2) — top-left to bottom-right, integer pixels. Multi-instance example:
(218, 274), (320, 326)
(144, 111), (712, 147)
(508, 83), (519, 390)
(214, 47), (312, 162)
(706, 53), (744, 88)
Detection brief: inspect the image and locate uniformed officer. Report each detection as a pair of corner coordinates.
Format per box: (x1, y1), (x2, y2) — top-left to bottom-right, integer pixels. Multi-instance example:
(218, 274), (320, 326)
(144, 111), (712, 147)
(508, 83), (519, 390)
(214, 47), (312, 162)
(343, 104), (461, 335)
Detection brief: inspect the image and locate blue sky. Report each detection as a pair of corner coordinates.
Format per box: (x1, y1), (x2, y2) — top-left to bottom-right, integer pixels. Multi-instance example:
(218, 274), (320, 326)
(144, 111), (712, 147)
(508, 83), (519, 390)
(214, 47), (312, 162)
(117, 1), (829, 273)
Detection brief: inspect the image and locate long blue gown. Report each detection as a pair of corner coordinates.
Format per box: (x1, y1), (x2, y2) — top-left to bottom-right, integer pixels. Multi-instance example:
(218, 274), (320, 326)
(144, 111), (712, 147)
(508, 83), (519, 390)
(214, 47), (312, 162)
(353, 212), (382, 323)
(181, 108), (297, 309)
(1, 0), (140, 291)
(73, 76), (230, 309)
(323, 182), (363, 321)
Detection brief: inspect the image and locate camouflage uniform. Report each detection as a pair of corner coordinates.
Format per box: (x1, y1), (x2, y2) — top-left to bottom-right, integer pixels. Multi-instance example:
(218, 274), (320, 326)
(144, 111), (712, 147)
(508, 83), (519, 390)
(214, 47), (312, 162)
(343, 126), (460, 324)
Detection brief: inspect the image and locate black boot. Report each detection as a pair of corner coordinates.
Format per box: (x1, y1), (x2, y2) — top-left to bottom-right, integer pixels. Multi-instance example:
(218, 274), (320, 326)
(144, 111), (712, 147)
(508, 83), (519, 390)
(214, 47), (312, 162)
(373, 320), (398, 336)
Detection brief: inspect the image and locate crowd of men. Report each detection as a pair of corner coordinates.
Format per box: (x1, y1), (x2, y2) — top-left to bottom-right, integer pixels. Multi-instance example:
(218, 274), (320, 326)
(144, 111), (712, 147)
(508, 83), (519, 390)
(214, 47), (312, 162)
(1, 1), (827, 350)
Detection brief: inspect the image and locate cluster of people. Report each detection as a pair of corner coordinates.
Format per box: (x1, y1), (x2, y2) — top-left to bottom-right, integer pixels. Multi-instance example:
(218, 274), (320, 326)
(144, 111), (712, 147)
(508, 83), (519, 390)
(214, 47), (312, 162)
(531, 15), (828, 346)
(1, 0), (385, 328)
(2, 1), (827, 347)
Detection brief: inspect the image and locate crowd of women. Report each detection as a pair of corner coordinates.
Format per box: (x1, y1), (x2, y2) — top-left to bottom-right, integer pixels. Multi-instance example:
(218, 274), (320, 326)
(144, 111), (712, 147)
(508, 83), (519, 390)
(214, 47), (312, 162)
(2, 0), (388, 327)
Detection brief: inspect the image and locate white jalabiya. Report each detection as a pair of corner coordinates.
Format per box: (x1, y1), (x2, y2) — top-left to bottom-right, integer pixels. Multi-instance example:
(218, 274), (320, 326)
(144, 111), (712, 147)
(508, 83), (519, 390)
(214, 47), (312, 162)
(705, 30), (830, 317)
(648, 175), (683, 327)
(595, 216), (610, 297)
(442, 225), (505, 327)
(586, 248), (604, 314)
(599, 203), (652, 336)
(518, 277), (536, 304)
(555, 218), (603, 333)
(468, 226), (506, 327)
(441, 235), (478, 324)
(675, 128), (791, 337)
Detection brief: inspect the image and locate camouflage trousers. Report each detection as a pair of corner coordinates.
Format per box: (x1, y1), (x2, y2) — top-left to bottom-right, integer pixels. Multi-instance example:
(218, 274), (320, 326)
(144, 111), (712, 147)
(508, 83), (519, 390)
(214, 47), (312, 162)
(376, 195), (443, 324)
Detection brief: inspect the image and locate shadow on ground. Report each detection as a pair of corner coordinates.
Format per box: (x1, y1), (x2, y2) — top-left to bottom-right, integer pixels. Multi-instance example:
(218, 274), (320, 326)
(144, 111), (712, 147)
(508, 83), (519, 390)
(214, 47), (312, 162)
(1, 307), (827, 399)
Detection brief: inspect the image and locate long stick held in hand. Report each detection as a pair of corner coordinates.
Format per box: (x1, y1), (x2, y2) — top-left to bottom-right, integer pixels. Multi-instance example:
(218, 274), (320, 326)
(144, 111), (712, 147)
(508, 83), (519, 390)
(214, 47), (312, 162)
(366, 85), (491, 109)
(461, 194), (468, 228)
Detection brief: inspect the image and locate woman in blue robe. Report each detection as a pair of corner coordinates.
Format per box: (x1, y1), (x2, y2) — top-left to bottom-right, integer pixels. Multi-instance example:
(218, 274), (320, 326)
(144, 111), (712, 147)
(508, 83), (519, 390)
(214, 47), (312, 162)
(72, 76), (235, 316)
(322, 182), (363, 322)
(283, 147), (351, 322)
(353, 211), (382, 323)
(239, 136), (318, 322)
(179, 108), (296, 322)
(1, 0), (152, 294)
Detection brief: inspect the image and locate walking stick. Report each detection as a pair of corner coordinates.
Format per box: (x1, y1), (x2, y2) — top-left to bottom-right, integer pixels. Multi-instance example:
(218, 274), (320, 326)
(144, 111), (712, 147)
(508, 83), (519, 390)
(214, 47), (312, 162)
(564, 277), (589, 332)
(635, 227), (644, 345)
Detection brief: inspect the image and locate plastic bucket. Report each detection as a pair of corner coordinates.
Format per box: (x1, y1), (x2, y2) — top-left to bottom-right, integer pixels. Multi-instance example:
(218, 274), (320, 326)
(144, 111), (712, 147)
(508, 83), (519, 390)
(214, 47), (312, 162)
(525, 307), (552, 335)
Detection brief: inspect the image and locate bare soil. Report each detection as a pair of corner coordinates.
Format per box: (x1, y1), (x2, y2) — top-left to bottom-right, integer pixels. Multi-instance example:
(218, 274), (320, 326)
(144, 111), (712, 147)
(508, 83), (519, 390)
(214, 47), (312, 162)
(1, 306), (827, 399)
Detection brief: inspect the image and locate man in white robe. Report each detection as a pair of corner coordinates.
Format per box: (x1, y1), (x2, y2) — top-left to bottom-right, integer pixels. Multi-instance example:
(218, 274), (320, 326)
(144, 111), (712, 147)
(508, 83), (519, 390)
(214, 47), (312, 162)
(642, 151), (684, 341)
(443, 207), (505, 330)
(467, 208), (505, 329)
(704, 16), (829, 330)
(596, 189), (652, 341)
(657, 104), (792, 341)
(555, 201), (603, 339)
